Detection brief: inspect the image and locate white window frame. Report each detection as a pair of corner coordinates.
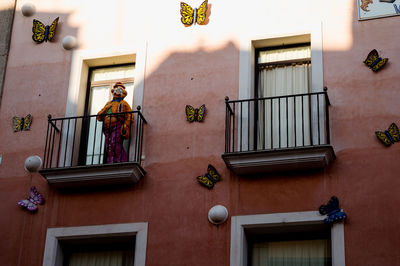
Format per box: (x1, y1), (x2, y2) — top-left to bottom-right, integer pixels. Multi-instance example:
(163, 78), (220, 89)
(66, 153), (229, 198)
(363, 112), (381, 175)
(230, 211), (345, 266)
(57, 43), (148, 167)
(42, 222), (148, 266)
(237, 25), (324, 151)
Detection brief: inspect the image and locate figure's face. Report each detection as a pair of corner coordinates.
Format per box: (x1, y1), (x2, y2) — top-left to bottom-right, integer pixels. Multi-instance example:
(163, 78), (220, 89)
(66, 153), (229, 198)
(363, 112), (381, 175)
(113, 86), (124, 98)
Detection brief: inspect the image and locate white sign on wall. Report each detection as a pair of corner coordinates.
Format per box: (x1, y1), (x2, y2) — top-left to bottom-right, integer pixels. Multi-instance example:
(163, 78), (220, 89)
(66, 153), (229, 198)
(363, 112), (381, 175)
(358, 0), (400, 20)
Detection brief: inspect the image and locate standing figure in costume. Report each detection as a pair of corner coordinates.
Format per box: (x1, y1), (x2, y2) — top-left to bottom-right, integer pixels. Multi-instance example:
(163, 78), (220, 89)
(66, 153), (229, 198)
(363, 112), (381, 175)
(97, 82), (133, 163)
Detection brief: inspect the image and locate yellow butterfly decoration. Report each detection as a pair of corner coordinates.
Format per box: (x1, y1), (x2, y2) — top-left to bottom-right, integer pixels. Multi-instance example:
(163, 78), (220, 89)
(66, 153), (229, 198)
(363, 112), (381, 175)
(32, 17), (59, 43)
(13, 114), (32, 132)
(180, 0), (208, 27)
(186, 104), (206, 122)
(364, 49), (388, 72)
(375, 123), (400, 147)
(197, 164), (221, 189)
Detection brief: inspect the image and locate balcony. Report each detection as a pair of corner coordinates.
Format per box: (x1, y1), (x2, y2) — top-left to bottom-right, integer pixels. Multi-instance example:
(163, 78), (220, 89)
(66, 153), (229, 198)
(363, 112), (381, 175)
(222, 88), (335, 175)
(39, 108), (147, 188)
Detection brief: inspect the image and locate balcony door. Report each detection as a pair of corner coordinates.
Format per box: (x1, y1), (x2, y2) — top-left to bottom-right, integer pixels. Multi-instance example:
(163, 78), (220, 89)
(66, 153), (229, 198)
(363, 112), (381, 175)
(80, 64), (135, 165)
(256, 44), (311, 150)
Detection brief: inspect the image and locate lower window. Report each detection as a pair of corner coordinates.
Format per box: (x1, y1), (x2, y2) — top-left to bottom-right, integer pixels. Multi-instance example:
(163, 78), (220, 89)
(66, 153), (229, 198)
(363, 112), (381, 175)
(43, 223), (148, 266)
(247, 225), (331, 266)
(62, 236), (135, 266)
(230, 211), (345, 266)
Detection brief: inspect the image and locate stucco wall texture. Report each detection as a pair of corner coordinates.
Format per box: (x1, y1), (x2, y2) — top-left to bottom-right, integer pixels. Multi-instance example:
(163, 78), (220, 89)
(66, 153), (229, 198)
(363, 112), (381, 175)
(0, 0), (400, 265)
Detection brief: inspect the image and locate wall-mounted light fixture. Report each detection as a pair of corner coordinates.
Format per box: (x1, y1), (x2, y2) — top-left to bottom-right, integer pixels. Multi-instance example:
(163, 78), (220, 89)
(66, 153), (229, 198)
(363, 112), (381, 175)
(21, 3), (36, 17)
(24, 155), (42, 172)
(208, 205), (228, 225)
(62, 36), (77, 50)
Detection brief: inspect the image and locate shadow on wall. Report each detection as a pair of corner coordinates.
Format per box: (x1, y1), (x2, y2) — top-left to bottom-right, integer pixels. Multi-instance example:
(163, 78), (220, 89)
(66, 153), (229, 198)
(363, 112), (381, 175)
(0, 2), (17, 108)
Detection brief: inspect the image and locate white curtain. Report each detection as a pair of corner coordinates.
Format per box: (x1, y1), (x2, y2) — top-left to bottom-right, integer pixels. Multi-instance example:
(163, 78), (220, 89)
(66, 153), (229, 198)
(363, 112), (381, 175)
(68, 250), (134, 266)
(252, 239), (331, 266)
(257, 46), (312, 149)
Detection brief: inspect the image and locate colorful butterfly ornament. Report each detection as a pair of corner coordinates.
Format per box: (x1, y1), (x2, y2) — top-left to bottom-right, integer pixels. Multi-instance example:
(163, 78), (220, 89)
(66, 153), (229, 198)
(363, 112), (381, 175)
(180, 0), (208, 27)
(186, 104), (206, 122)
(12, 114), (32, 132)
(319, 196), (347, 224)
(375, 123), (400, 146)
(18, 186), (45, 212)
(364, 49), (388, 72)
(197, 164), (221, 189)
(32, 17), (59, 43)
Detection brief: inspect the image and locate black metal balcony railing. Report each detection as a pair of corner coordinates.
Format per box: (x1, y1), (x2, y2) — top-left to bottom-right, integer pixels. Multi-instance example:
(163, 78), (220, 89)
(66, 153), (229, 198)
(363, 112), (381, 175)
(225, 88), (331, 153)
(43, 108), (146, 169)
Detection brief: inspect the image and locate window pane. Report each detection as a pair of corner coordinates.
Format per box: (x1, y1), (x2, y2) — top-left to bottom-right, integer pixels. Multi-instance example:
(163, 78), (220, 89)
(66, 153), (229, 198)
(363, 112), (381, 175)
(86, 85), (109, 165)
(258, 46), (311, 64)
(252, 239), (331, 266)
(68, 250), (134, 266)
(89, 85), (110, 115)
(123, 82), (134, 107)
(91, 65), (135, 82)
(256, 45), (313, 150)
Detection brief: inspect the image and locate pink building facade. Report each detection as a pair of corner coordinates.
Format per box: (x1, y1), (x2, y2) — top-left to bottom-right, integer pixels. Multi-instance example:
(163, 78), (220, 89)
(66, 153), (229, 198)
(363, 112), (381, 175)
(1, 0), (399, 265)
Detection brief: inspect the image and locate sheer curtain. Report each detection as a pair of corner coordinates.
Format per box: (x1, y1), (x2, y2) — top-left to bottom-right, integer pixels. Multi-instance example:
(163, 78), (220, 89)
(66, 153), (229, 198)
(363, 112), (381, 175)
(257, 46), (311, 149)
(68, 250), (134, 266)
(252, 239), (331, 266)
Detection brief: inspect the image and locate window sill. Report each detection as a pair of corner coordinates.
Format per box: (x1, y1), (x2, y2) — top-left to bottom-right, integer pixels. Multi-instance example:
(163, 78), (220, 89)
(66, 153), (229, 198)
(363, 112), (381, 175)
(39, 162), (145, 188)
(222, 145), (335, 175)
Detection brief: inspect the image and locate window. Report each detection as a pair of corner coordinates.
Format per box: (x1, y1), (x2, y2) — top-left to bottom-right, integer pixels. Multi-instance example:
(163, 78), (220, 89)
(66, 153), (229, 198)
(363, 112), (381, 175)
(40, 53), (147, 188)
(247, 224), (331, 266)
(42, 223), (148, 266)
(230, 212), (345, 266)
(255, 44), (312, 149)
(80, 64), (135, 165)
(222, 32), (334, 175)
(62, 236), (135, 266)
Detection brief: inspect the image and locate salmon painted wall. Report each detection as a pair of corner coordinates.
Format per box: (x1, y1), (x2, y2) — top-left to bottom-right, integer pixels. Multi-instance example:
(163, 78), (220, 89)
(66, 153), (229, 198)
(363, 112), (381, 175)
(0, 0), (400, 265)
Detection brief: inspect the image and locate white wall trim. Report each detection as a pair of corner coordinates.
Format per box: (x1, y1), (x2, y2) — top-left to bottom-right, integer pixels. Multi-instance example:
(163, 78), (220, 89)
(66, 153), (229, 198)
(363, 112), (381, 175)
(42, 222), (148, 266)
(230, 211), (345, 266)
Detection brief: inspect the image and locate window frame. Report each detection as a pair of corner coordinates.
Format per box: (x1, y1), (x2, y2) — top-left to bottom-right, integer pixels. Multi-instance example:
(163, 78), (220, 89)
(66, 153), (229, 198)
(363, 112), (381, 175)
(42, 222), (148, 266)
(230, 211), (345, 266)
(253, 43), (312, 149)
(78, 63), (136, 165)
(83, 63), (136, 117)
(238, 29), (324, 151)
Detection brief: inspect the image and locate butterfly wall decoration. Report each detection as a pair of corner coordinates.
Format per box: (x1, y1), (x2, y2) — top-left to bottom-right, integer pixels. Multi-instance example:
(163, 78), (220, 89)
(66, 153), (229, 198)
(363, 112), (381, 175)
(18, 186), (45, 212)
(180, 0), (208, 27)
(32, 17), (59, 43)
(13, 114), (32, 132)
(364, 49), (388, 72)
(375, 123), (400, 146)
(186, 104), (206, 122)
(319, 196), (347, 224)
(197, 164), (221, 189)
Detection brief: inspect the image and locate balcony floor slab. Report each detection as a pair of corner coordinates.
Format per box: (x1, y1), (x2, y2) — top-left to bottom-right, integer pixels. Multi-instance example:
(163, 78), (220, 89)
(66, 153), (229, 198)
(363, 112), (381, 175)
(222, 145), (335, 176)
